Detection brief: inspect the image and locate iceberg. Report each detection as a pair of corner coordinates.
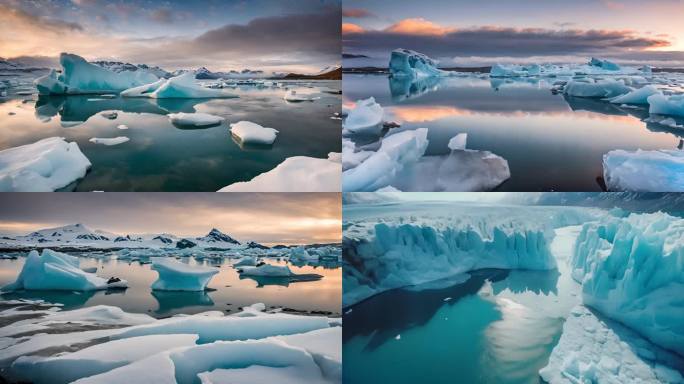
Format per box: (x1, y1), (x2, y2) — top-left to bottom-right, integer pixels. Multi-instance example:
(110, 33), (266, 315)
(490, 64), (541, 78)
(570, 213), (684, 355)
(120, 72), (238, 99)
(588, 57), (621, 71)
(283, 90), (319, 102)
(89, 137), (130, 146)
(342, 138), (372, 171)
(289, 246), (318, 263)
(2, 249), (128, 291)
(342, 128), (429, 191)
(648, 94), (684, 117)
(150, 258), (219, 291)
(389, 49), (447, 79)
(343, 97), (384, 135)
(603, 149), (684, 191)
(564, 79), (631, 98)
(609, 85), (660, 104)
(167, 112), (224, 127)
(447, 133), (467, 150)
(0, 137), (91, 192)
(230, 121), (279, 145)
(239, 264), (295, 277)
(218, 153), (341, 192)
(233, 256), (257, 267)
(35, 53), (158, 95)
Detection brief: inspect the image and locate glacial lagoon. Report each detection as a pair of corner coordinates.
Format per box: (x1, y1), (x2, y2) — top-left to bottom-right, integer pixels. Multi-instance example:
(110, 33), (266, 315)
(343, 74), (684, 191)
(0, 73), (341, 191)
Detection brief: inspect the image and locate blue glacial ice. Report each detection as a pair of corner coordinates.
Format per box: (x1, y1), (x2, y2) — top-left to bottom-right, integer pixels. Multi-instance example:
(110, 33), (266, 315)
(389, 49), (449, 79)
(570, 212), (684, 356)
(120, 72), (238, 99)
(35, 53), (158, 95)
(648, 94), (684, 117)
(603, 149), (684, 191)
(342, 97), (384, 135)
(610, 85), (661, 105)
(563, 79), (631, 98)
(150, 257), (218, 291)
(2, 249), (127, 291)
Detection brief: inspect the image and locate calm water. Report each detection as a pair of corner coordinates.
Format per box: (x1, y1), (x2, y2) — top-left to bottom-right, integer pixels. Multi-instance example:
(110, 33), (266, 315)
(0, 74), (341, 191)
(0, 255), (341, 318)
(343, 260), (580, 383)
(343, 74), (683, 191)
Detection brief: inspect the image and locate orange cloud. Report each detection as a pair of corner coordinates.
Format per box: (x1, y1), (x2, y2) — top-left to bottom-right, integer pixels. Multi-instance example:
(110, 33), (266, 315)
(385, 18), (455, 36)
(342, 22), (365, 34)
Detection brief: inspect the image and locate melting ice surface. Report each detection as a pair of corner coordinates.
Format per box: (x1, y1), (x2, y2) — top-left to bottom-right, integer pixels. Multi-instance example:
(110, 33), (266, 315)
(0, 71), (340, 191)
(343, 73), (684, 191)
(342, 201), (684, 383)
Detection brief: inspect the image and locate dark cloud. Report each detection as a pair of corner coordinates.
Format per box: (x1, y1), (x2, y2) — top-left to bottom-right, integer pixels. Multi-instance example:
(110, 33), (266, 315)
(0, 3), (83, 33)
(343, 8), (375, 18)
(344, 26), (671, 58)
(185, 7), (341, 60)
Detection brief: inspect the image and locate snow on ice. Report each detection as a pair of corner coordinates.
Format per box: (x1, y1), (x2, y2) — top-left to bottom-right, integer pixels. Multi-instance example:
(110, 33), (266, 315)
(0, 137), (91, 192)
(89, 137), (130, 146)
(218, 153), (341, 192)
(167, 112), (225, 127)
(230, 121), (279, 145)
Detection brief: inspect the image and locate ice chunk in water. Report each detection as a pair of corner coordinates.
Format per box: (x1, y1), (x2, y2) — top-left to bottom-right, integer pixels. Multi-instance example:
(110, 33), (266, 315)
(150, 257), (218, 291)
(389, 49), (447, 79)
(343, 97), (384, 135)
(230, 121), (279, 145)
(167, 112), (224, 127)
(121, 72), (238, 99)
(610, 85), (660, 105)
(603, 149), (684, 191)
(648, 94), (684, 117)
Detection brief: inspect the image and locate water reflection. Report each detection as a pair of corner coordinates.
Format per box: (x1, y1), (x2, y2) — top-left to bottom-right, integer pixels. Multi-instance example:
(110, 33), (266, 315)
(0, 288), (126, 310)
(151, 290), (215, 315)
(491, 269), (560, 296)
(238, 273), (323, 288)
(343, 269), (510, 350)
(389, 76), (443, 102)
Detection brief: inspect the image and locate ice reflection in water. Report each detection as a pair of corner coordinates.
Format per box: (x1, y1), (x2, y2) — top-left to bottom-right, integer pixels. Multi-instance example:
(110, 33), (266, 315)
(344, 74), (681, 191)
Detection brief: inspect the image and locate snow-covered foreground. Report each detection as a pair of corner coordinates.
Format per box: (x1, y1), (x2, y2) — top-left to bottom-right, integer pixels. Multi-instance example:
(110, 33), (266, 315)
(343, 201), (684, 382)
(0, 300), (341, 384)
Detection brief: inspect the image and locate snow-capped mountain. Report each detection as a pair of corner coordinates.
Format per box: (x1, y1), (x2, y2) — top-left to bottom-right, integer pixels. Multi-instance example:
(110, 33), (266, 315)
(0, 225), (266, 251)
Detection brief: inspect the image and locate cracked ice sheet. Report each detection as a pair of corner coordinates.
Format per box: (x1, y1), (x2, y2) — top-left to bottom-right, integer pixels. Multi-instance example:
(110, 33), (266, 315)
(539, 305), (684, 384)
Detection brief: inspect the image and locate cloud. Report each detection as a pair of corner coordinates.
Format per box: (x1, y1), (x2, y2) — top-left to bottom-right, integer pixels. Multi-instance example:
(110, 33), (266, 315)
(342, 22), (365, 34)
(0, 3), (82, 33)
(384, 18), (455, 36)
(342, 8), (375, 18)
(344, 19), (672, 59)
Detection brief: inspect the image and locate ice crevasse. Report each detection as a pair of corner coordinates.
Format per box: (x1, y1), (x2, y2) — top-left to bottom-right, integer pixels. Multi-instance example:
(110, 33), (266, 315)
(2, 249), (127, 291)
(35, 53), (158, 95)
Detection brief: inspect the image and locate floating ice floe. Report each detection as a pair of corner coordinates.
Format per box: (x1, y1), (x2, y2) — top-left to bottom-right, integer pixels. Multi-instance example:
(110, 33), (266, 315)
(342, 129), (429, 191)
(289, 247), (318, 263)
(570, 212), (684, 355)
(490, 64), (541, 78)
(389, 49), (449, 79)
(283, 90), (319, 102)
(0, 137), (91, 192)
(2, 249), (127, 291)
(167, 112), (225, 127)
(603, 149), (684, 191)
(117, 124), (129, 130)
(447, 133), (467, 150)
(218, 153), (341, 192)
(0, 301), (340, 384)
(609, 85), (660, 104)
(230, 121), (279, 145)
(540, 305), (684, 384)
(121, 72), (238, 99)
(150, 257), (219, 291)
(343, 97), (384, 135)
(239, 264), (295, 277)
(89, 137), (130, 146)
(648, 94), (684, 117)
(34, 53), (159, 95)
(233, 256), (257, 267)
(564, 79), (631, 98)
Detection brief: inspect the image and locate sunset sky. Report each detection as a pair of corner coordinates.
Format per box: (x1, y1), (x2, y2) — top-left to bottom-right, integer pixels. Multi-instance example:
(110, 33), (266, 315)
(0, 0), (341, 73)
(343, 0), (684, 67)
(0, 193), (341, 246)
